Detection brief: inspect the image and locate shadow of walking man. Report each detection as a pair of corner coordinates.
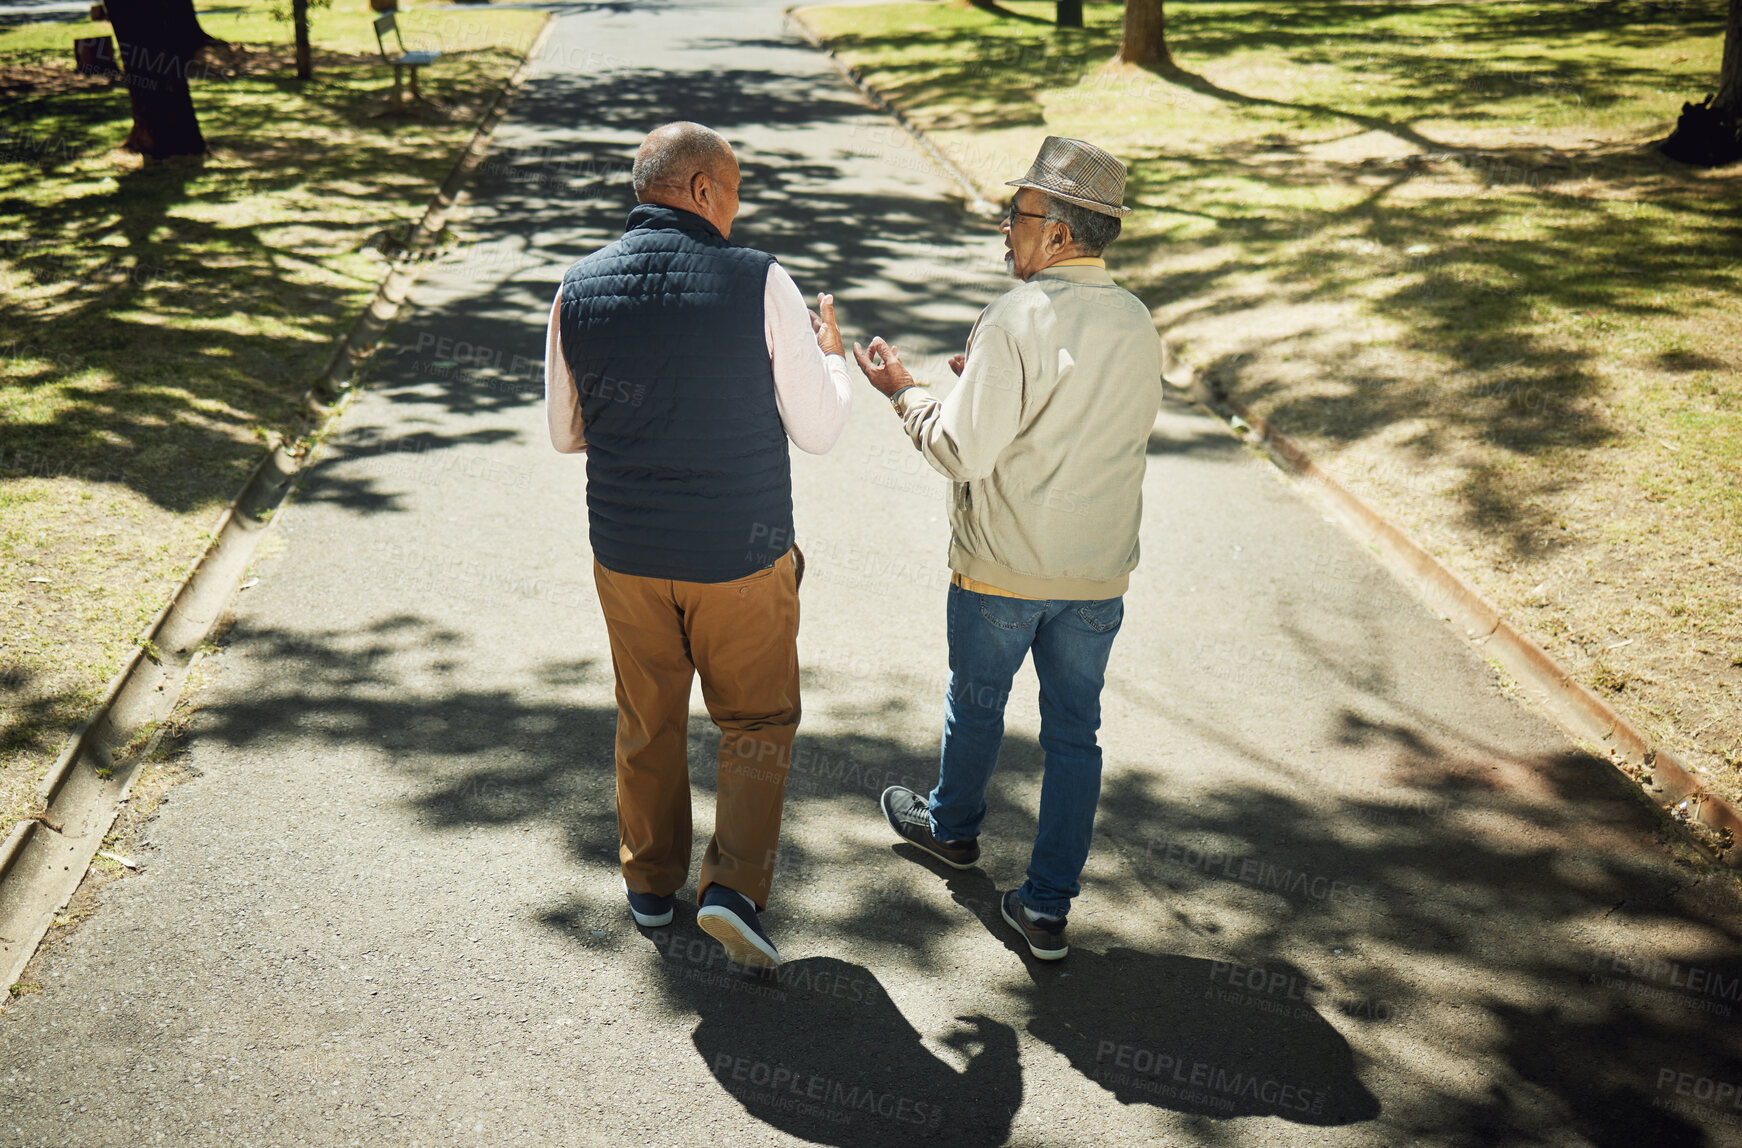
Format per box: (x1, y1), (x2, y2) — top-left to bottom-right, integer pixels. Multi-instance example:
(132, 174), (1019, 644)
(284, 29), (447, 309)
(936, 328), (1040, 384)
(942, 869), (1381, 1126)
(648, 929), (1022, 1146)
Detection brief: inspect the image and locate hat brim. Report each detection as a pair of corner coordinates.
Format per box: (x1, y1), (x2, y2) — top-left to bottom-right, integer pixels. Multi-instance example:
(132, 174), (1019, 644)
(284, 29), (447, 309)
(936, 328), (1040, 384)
(1005, 177), (1132, 218)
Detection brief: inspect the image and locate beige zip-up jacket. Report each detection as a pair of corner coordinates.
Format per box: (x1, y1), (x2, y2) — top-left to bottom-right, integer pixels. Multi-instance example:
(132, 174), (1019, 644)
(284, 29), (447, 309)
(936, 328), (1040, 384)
(897, 262), (1163, 600)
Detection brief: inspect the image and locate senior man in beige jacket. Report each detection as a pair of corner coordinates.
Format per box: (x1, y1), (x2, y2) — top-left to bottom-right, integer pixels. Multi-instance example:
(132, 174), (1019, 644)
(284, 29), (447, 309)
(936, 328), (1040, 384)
(854, 137), (1163, 961)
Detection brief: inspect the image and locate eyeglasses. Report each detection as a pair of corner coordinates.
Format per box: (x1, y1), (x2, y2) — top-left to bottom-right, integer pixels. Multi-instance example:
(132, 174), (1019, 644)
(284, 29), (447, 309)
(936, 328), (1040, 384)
(1003, 199), (1049, 227)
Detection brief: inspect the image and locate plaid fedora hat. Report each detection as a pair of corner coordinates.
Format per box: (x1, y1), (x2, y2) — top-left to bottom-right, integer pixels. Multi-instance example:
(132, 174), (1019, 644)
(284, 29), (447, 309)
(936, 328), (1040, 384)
(1005, 136), (1131, 218)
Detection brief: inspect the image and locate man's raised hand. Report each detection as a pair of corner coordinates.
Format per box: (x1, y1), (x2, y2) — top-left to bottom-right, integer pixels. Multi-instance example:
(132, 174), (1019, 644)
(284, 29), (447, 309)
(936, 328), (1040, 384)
(851, 336), (917, 398)
(809, 292), (844, 358)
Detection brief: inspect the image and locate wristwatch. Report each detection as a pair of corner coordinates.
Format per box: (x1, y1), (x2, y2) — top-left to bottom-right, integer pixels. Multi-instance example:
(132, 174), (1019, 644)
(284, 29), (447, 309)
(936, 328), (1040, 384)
(889, 384), (928, 411)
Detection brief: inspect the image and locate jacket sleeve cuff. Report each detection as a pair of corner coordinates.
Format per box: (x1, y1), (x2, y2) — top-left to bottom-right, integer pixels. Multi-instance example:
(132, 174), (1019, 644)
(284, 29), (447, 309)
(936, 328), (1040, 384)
(891, 384), (934, 417)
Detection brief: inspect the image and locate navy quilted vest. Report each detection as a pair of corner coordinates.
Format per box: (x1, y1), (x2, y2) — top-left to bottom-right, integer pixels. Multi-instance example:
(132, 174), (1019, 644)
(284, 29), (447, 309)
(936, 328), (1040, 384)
(558, 204), (793, 583)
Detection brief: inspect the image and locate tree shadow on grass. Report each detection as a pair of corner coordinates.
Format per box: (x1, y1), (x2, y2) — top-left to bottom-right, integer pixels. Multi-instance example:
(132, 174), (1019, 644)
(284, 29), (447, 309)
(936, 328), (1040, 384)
(0, 49), (540, 784)
(0, 54), (527, 515)
(1119, 140), (1737, 555)
(0, 662), (96, 784)
(961, 0), (1056, 28)
(1122, 161), (1735, 553)
(815, 0), (1722, 141)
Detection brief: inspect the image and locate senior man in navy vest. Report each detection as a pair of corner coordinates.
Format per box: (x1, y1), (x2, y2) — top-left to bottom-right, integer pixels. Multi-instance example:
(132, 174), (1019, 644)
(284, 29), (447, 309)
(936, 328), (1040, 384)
(543, 122), (851, 968)
(854, 138), (1163, 962)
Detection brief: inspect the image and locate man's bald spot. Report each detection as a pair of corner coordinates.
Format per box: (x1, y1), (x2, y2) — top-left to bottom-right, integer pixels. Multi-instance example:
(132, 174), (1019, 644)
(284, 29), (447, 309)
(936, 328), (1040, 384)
(632, 122), (736, 200)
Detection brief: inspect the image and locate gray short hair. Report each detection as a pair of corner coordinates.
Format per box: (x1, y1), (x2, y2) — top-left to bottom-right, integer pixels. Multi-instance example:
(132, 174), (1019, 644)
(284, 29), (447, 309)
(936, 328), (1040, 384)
(1042, 196), (1122, 255)
(632, 122), (735, 197)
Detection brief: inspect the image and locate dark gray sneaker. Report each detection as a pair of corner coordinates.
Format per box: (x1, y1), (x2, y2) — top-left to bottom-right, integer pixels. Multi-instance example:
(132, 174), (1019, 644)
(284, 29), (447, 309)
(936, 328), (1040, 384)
(881, 785), (980, 869)
(1001, 890), (1068, 960)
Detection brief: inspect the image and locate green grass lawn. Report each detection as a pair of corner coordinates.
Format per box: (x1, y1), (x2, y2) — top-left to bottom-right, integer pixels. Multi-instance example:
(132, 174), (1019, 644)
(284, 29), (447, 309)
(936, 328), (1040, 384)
(801, 0), (1742, 808)
(0, 0), (545, 827)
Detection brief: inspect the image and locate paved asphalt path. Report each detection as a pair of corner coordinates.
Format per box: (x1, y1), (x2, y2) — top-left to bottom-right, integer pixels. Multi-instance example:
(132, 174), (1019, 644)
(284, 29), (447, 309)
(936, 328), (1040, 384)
(6, 2), (1742, 1145)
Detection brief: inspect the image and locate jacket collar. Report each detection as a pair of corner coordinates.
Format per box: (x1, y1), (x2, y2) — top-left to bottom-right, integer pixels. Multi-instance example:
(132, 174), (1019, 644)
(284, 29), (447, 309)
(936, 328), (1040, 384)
(625, 202), (724, 242)
(1031, 263), (1116, 286)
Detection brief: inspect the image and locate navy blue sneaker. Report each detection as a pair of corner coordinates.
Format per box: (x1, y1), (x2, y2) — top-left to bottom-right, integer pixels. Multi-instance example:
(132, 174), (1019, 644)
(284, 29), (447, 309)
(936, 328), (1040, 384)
(696, 884), (781, 968)
(624, 880), (674, 928)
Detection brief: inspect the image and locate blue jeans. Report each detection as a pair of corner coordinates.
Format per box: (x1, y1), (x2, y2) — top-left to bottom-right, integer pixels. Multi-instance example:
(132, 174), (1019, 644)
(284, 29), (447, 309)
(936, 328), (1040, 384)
(928, 583), (1124, 918)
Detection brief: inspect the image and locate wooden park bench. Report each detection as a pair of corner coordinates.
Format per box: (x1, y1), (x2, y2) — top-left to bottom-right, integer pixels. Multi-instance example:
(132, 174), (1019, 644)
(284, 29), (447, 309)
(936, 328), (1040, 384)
(372, 12), (441, 107)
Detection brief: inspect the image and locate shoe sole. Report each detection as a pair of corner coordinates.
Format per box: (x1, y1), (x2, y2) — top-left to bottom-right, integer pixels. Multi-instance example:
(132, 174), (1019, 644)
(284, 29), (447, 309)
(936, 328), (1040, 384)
(1000, 898), (1068, 961)
(881, 789), (978, 870)
(697, 906), (781, 968)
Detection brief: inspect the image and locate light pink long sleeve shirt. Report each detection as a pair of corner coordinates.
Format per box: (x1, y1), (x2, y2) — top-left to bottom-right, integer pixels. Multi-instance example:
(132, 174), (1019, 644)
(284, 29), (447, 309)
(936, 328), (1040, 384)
(544, 263), (852, 455)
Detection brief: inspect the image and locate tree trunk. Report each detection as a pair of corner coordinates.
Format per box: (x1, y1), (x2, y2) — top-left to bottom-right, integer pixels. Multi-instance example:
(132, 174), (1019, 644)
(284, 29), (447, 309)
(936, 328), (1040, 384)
(292, 0), (312, 80)
(1716, 0), (1742, 116)
(106, 0), (215, 158)
(1056, 0), (1082, 29)
(1118, 0), (1171, 69)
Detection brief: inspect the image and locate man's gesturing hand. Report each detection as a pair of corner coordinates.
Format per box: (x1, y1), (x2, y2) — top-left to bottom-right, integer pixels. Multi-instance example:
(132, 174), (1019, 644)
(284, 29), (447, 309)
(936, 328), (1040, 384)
(809, 293), (844, 358)
(852, 336), (917, 398)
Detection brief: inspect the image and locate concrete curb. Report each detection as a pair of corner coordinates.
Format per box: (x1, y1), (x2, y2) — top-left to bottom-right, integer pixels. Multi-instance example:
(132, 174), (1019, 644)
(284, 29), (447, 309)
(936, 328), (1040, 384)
(0, 13), (559, 991)
(781, 19), (1741, 867)
(0, 820), (31, 888)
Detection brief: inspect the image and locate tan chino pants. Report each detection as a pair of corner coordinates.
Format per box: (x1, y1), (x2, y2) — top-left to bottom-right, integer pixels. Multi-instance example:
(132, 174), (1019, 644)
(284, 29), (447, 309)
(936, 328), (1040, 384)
(592, 550), (801, 910)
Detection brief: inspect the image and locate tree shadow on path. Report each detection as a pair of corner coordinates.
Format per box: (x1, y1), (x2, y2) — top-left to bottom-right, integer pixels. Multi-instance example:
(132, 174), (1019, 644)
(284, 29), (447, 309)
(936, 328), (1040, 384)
(186, 599), (1742, 1146)
(941, 867), (1380, 1125)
